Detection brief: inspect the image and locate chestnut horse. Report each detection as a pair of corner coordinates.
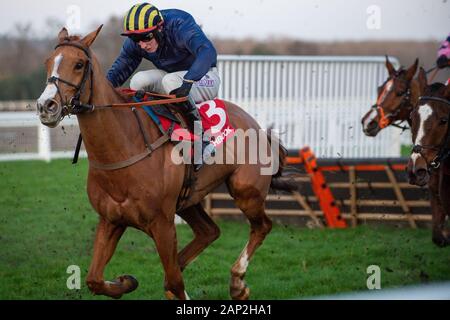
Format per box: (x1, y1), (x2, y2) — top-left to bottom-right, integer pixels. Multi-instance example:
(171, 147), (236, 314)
(361, 59), (450, 246)
(36, 26), (295, 300)
(408, 69), (450, 246)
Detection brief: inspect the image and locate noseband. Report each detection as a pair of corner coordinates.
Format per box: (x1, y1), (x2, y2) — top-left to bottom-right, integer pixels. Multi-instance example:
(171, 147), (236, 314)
(46, 42), (95, 119)
(412, 96), (450, 170)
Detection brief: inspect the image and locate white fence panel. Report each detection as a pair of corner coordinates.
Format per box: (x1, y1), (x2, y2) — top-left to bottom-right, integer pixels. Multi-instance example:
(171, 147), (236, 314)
(217, 55), (402, 158)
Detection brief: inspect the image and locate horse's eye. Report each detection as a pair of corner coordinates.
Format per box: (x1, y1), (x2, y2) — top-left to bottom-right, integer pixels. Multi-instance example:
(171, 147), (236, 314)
(75, 62), (84, 70)
(396, 91), (405, 97)
(440, 117), (448, 125)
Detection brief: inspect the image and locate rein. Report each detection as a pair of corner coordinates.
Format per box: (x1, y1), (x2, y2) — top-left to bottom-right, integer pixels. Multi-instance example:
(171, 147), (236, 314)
(412, 96), (450, 170)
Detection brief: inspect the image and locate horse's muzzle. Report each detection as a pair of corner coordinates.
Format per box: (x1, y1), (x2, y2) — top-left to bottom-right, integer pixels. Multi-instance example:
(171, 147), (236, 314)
(37, 99), (62, 128)
(407, 160), (430, 187)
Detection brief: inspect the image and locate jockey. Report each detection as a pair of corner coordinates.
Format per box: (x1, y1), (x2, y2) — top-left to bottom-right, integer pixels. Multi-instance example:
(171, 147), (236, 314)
(436, 33), (450, 85)
(107, 3), (220, 171)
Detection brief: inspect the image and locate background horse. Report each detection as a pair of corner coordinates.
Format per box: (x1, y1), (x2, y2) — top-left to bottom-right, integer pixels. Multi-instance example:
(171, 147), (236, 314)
(408, 70), (450, 246)
(36, 26), (295, 300)
(361, 56), (419, 136)
(361, 60), (450, 247)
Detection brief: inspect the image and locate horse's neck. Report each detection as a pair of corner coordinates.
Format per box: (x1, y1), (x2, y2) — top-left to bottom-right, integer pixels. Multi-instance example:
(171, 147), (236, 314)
(405, 79), (421, 126)
(76, 68), (152, 164)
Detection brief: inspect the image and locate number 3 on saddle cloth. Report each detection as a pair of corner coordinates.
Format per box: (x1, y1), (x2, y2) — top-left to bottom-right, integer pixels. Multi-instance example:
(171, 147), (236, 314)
(125, 89), (236, 151)
(164, 99), (236, 150)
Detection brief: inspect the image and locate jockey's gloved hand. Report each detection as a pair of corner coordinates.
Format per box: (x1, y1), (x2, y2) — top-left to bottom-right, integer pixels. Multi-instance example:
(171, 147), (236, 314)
(170, 79), (194, 98)
(436, 55), (449, 69)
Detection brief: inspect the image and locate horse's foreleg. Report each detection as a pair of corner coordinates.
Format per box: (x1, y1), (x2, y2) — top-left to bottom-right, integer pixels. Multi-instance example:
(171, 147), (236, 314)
(429, 173), (450, 247)
(176, 204), (221, 271)
(148, 214), (188, 300)
(86, 217), (138, 298)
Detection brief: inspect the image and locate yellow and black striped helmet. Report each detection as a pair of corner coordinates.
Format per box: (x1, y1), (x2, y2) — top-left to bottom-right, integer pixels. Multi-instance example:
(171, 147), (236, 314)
(121, 3), (164, 35)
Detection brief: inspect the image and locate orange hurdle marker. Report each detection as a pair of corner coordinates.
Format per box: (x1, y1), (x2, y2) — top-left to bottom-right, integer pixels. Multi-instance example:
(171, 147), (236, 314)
(299, 147), (347, 228)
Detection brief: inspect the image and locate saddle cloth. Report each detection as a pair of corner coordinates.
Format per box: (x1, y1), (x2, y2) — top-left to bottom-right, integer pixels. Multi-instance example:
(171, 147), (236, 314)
(123, 89), (235, 148)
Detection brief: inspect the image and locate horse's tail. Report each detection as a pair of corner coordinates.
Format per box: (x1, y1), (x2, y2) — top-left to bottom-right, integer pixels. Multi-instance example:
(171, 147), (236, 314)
(266, 129), (298, 192)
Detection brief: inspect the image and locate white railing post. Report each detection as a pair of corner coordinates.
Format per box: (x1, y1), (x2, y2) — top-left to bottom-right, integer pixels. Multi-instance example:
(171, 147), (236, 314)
(38, 123), (51, 162)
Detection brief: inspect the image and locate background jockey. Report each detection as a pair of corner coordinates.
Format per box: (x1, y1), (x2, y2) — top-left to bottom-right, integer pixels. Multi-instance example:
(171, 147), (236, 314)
(107, 3), (219, 171)
(436, 33), (450, 85)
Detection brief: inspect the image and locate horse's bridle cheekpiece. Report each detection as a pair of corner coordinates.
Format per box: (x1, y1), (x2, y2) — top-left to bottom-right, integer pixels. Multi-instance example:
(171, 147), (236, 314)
(374, 71), (412, 131)
(48, 42), (95, 119)
(412, 96), (450, 170)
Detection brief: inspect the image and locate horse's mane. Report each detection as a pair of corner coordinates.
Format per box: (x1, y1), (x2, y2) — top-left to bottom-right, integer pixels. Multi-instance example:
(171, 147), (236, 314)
(424, 82), (447, 96)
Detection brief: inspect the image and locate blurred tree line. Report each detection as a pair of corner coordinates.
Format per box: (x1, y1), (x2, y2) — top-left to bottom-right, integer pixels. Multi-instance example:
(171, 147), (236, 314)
(0, 15), (446, 101)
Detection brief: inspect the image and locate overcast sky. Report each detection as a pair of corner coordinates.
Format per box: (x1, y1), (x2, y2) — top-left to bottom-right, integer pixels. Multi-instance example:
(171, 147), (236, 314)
(1, 0), (449, 41)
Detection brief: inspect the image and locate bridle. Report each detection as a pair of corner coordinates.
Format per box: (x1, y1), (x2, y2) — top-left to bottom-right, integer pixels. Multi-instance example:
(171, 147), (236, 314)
(45, 42), (95, 121)
(412, 96), (450, 170)
(372, 72), (412, 131)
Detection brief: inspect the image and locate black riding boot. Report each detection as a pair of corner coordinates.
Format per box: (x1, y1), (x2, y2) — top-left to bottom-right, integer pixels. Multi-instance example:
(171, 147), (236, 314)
(181, 97), (216, 172)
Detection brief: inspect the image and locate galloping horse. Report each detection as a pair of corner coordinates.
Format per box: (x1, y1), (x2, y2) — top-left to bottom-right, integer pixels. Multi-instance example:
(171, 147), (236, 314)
(361, 58), (450, 247)
(408, 69), (450, 246)
(36, 26), (295, 300)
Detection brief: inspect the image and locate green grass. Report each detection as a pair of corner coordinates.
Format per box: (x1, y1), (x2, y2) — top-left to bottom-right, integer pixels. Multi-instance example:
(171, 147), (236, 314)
(1, 159), (449, 300)
(401, 144), (412, 157)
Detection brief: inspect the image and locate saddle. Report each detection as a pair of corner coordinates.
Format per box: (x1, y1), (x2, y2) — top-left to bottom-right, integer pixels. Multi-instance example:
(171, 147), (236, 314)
(122, 89), (235, 148)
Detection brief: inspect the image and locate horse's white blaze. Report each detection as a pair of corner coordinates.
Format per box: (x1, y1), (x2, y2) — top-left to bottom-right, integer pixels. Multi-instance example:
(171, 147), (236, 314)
(411, 104), (433, 167)
(184, 291), (191, 300)
(410, 153), (420, 170)
(363, 109), (377, 130)
(37, 54), (63, 106)
(378, 79), (394, 105)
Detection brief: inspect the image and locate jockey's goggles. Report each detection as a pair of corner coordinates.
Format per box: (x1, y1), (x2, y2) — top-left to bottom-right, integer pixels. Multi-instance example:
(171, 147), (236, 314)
(128, 32), (156, 43)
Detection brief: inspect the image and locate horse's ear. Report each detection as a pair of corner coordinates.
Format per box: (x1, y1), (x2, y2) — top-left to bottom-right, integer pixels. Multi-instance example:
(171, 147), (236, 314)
(417, 67), (428, 94)
(385, 55), (396, 76)
(445, 83), (450, 99)
(81, 25), (103, 48)
(405, 58), (419, 81)
(58, 27), (69, 43)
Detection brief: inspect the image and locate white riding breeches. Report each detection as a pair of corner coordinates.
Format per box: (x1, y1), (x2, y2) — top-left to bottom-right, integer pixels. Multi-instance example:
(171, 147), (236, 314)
(130, 68), (221, 104)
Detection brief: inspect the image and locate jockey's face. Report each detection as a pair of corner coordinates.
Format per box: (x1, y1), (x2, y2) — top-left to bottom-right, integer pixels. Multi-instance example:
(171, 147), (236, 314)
(138, 37), (159, 53)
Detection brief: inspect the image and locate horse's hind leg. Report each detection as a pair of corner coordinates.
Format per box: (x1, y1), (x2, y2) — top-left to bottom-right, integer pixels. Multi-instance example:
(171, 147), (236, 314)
(227, 170), (272, 300)
(163, 204), (220, 299)
(86, 217), (138, 299)
(177, 204), (221, 270)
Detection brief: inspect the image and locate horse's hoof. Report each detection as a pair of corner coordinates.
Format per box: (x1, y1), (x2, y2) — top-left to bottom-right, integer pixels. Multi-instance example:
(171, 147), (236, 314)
(105, 275), (139, 299)
(118, 275), (139, 294)
(165, 290), (177, 300)
(231, 285), (250, 300)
